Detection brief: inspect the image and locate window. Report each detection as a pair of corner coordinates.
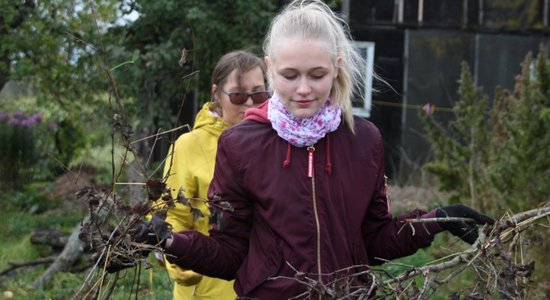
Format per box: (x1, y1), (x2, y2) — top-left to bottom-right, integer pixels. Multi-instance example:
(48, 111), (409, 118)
(352, 41), (375, 118)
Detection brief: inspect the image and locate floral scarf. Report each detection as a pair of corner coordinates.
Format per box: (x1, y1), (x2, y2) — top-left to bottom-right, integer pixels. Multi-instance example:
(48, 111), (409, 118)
(267, 93), (341, 147)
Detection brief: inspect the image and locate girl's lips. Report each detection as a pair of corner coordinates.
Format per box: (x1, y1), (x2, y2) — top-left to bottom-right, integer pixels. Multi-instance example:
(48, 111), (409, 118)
(294, 99), (314, 107)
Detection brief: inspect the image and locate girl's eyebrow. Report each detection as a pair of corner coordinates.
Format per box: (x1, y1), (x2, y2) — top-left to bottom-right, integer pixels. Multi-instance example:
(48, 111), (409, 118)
(278, 66), (329, 72)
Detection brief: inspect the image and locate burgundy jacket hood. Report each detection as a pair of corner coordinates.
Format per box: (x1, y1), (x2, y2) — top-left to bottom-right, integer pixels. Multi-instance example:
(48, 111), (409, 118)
(244, 101), (270, 123)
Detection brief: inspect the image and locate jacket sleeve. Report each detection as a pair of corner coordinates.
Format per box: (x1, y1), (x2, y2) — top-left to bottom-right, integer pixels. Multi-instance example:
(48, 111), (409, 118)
(164, 131), (252, 280)
(361, 132), (443, 265)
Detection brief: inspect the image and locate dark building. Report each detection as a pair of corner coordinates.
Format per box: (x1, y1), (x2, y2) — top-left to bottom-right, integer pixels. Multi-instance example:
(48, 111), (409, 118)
(344, 0), (550, 182)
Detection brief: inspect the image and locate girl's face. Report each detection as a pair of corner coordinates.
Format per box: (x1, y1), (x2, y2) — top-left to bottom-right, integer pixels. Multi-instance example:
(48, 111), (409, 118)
(213, 66), (266, 127)
(267, 37), (338, 119)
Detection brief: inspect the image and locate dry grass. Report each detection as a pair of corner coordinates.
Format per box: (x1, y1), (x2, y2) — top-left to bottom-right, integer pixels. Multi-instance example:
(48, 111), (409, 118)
(387, 184), (449, 214)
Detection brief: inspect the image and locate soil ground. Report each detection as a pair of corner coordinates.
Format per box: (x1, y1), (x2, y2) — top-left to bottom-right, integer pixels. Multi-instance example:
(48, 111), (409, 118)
(48, 169), (96, 213)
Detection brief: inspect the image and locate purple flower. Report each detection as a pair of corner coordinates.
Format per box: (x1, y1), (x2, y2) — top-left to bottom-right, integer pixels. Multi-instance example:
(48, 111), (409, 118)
(0, 111), (44, 128)
(21, 119), (34, 128)
(12, 110), (26, 118)
(423, 103), (435, 116)
(21, 113), (43, 127)
(8, 118), (22, 126)
(30, 113), (42, 122)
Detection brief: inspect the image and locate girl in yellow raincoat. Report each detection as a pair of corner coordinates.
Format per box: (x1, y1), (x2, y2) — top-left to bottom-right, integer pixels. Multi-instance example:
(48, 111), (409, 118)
(161, 50), (268, 300)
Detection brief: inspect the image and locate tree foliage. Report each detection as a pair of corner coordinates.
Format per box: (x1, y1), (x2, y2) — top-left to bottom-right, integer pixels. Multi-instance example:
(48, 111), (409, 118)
(0, 0), (122, 178)
(0, 0), (35, 89)
(106, 0), (276, 133)
(1, 0), (119, 107)
(1, 0), (277, 178)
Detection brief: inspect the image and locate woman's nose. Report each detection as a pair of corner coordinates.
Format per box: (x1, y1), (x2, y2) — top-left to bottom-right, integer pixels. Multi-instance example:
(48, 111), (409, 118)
(244, 94), (255, 106)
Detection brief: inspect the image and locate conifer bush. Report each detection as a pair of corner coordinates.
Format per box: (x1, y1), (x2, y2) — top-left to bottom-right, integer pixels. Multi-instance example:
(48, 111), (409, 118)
(422, 46), (550, 213)
(421, 46), (550, 298)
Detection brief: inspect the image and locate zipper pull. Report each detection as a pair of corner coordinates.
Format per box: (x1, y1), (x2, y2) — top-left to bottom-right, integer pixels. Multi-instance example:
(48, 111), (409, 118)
(307, 146), (315, 178)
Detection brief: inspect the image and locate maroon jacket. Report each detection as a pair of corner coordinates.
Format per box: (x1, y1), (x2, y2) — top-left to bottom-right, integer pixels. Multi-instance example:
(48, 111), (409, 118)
(165, 103), (443, 299)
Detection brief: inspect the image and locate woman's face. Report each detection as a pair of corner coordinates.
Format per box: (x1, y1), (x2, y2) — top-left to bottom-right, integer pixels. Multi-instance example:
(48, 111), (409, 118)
(213, 66), (266, 127)
(267, 37), (338, 119)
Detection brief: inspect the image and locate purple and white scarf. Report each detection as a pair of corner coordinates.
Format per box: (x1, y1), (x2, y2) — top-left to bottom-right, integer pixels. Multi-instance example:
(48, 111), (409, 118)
(267, 93), (341, 147)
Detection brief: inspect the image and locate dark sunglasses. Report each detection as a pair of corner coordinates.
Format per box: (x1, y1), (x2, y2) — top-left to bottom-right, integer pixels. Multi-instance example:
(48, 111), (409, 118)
(221, 90), (270, 105)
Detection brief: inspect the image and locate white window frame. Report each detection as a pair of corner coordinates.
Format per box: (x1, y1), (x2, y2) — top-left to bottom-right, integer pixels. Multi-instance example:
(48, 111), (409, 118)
(352, 41), (375, 118)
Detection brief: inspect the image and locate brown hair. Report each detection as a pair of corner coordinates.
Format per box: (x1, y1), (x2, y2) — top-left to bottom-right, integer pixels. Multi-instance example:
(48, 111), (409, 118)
(210, 50), (267, 112)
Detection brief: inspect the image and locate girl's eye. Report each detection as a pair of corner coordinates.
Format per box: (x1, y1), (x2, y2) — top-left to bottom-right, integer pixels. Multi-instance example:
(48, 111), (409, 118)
(311, 74), (325, 80)
(282, 74), (297, 80)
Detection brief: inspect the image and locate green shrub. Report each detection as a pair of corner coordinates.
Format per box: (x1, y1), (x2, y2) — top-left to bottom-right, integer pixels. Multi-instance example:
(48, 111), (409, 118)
(6, 182), (60, 214)
(49, 118), (87, 176)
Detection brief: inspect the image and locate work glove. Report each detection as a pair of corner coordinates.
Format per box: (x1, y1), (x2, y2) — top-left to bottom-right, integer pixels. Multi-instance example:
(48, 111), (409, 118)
(104, 212), (172, 273)
(436, 204), (494, 244)
(133, 213), (172, 248)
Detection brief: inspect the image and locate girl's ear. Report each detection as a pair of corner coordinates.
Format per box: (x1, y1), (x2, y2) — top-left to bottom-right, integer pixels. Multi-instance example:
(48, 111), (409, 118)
(264, 56), (271, 69)
(211, 84), (218, 101)
(335, 56), (342, 79)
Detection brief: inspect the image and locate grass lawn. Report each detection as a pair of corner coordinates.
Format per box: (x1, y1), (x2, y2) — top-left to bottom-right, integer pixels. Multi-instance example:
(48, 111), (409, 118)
(0, 192), (173, 300)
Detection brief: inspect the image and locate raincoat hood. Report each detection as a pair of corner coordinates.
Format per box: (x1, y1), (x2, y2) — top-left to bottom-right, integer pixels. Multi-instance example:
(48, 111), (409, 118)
(193, 101), (228, 135)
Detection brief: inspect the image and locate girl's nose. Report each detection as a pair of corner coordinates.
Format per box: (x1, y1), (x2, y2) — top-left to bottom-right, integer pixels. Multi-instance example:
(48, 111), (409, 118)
(296, 77), (311, 95)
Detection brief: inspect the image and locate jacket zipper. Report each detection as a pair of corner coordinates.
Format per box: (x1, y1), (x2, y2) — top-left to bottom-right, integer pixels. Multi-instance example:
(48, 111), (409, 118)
(308, 145), (323, 296)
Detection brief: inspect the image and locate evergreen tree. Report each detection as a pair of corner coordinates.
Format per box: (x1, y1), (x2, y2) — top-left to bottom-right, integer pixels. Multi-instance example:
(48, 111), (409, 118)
(422, 47), (550, 213)
(488, 47), (550, 211)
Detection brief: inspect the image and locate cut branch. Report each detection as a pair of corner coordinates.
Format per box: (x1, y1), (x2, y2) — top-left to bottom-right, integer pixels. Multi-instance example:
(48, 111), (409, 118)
(0, 256), (56, 277)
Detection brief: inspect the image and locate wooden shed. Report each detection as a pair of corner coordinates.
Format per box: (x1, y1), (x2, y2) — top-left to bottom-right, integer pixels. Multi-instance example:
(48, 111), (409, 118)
(340, 0), (550, 181)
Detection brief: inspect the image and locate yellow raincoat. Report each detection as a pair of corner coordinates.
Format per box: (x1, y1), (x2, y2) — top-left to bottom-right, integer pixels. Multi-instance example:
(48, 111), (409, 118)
(162, 102), (236, 300)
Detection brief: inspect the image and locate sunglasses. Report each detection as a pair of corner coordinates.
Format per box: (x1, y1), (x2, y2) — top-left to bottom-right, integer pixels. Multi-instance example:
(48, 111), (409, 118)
(221, 90), (270, 105)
